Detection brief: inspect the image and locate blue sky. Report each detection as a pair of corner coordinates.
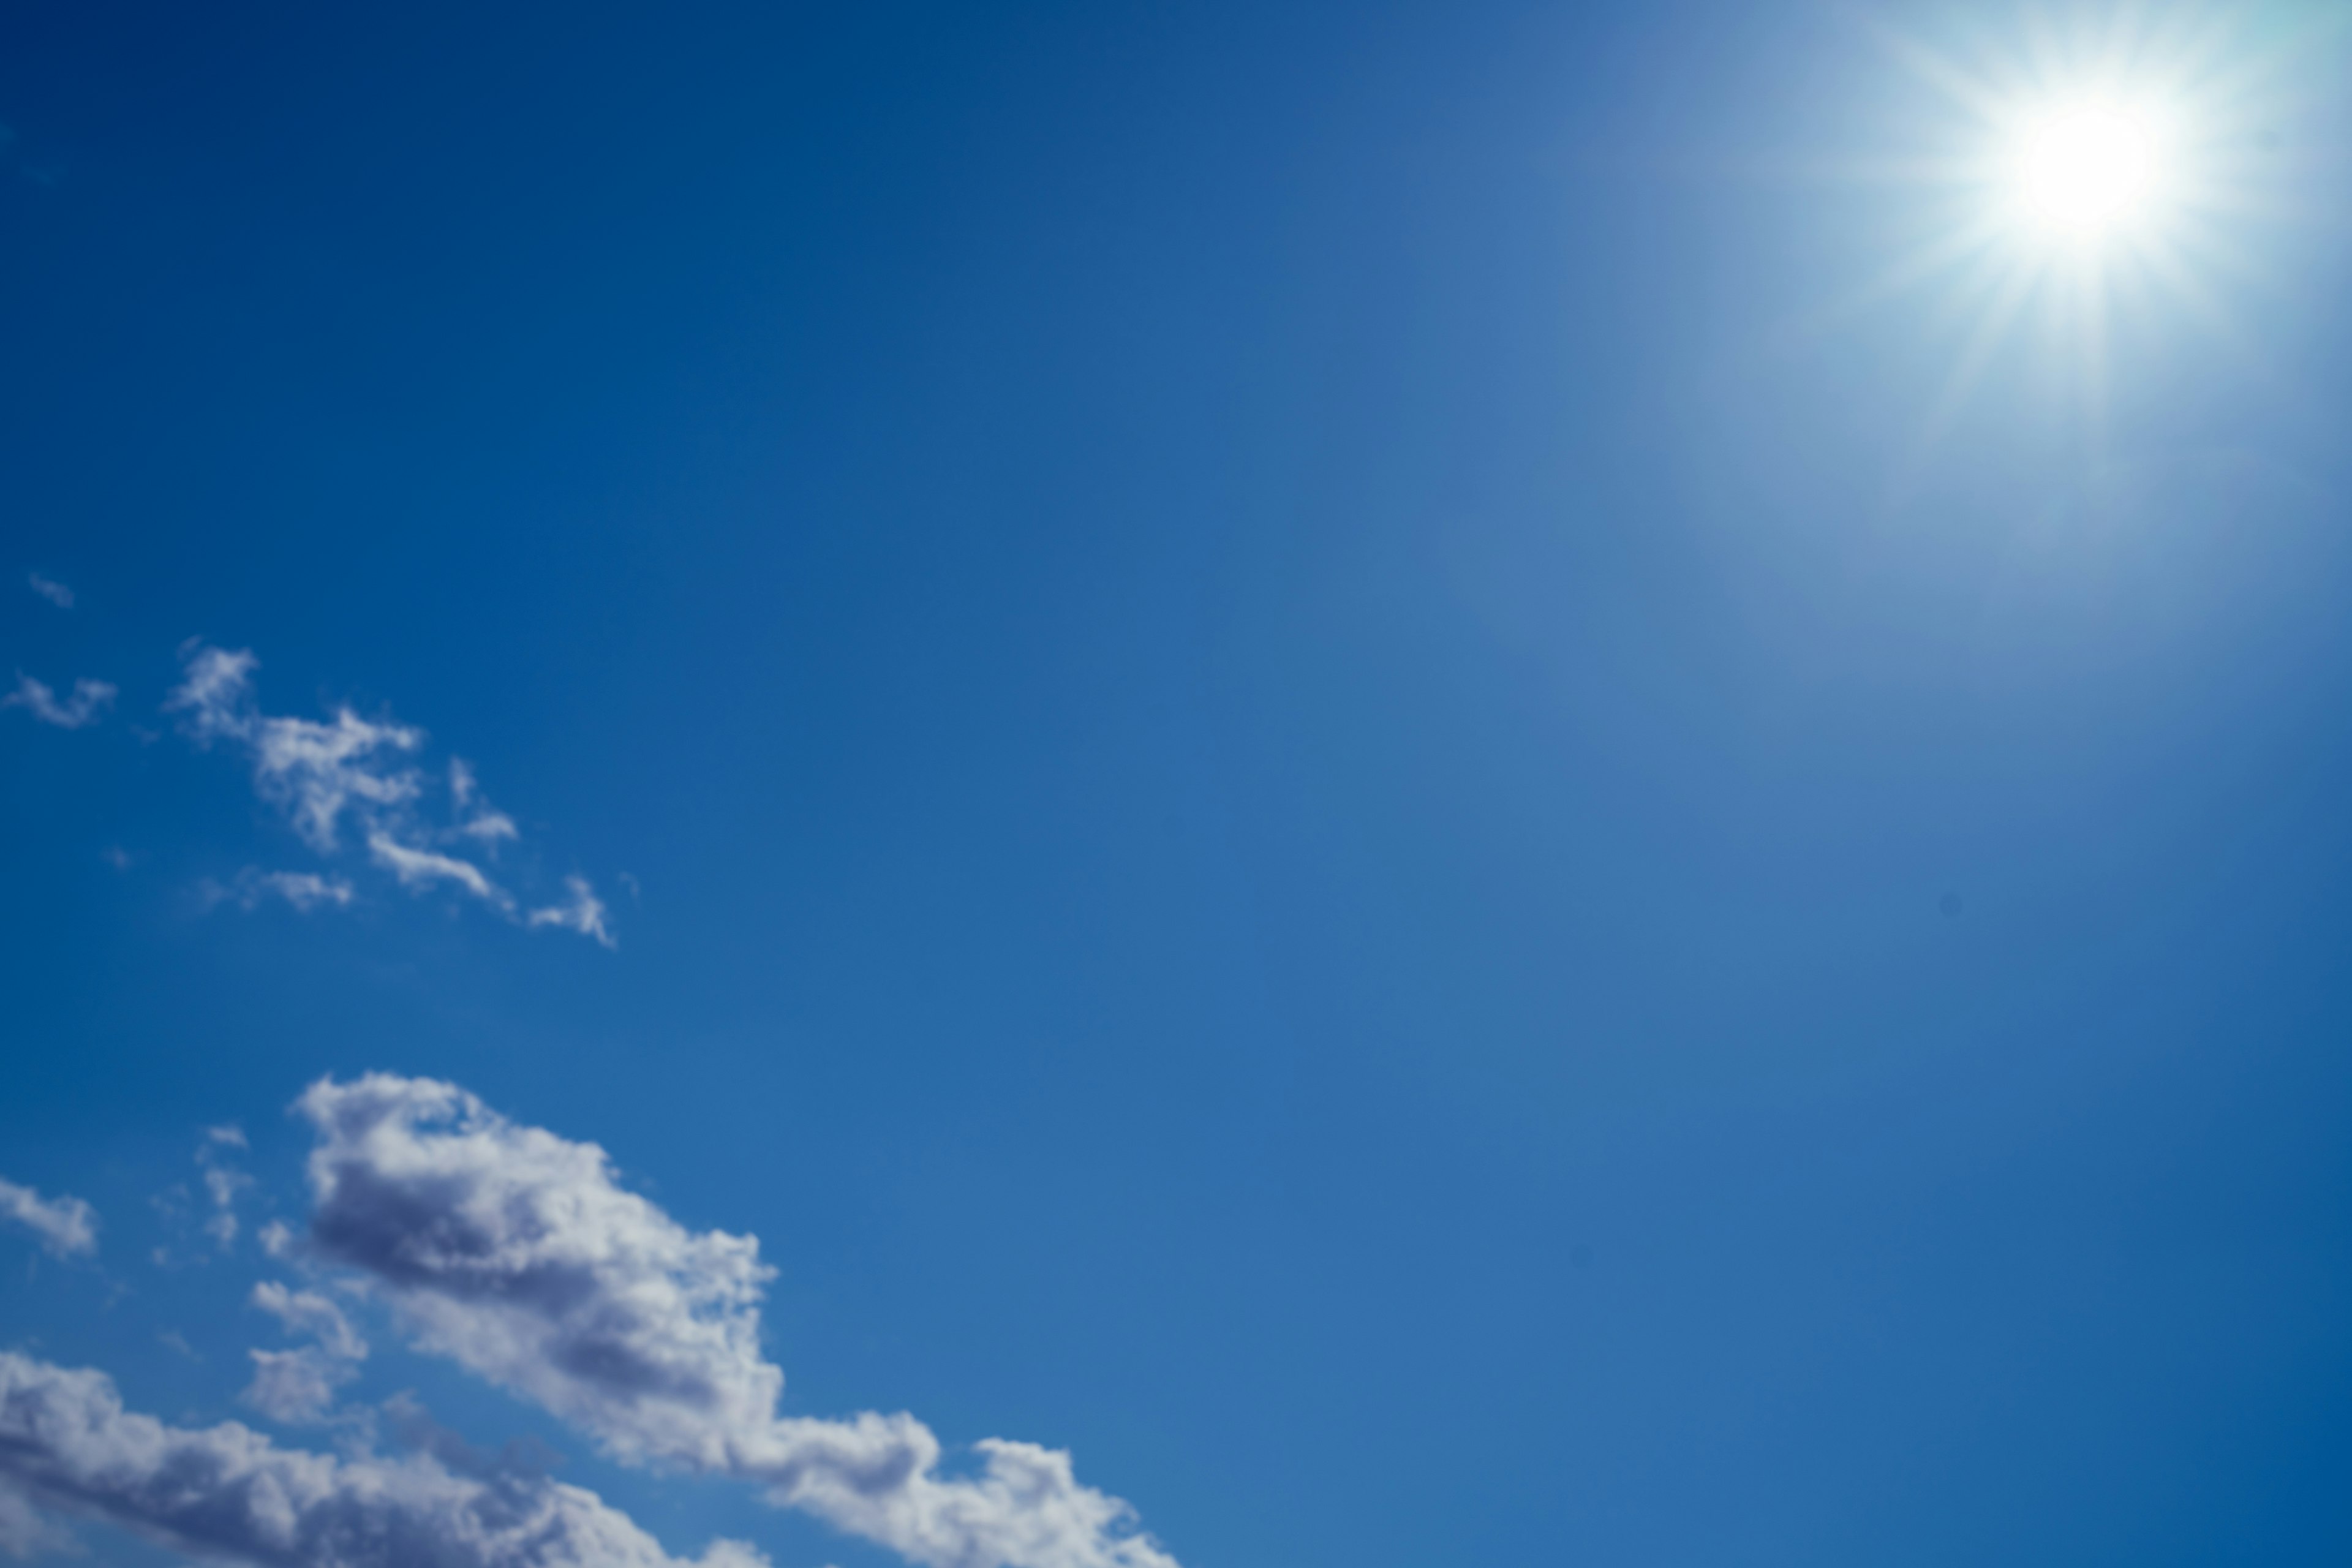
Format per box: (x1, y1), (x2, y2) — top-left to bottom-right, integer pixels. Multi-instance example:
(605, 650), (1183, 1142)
(4, 2), (2352, 1564)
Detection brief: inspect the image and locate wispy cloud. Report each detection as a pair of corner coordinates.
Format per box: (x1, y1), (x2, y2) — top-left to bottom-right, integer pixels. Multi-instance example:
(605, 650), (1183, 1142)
(166, 643), (612, 946)
(202, 868), (358, 914)
(26, 572), (73, 609)
(368, 832), (512, 908)
(197, 1127), (255, 1251)
(296, 1075), (1177, 1568)
(2, 673), (115, 729)
(529, 875), (616, 949)
(168, 644), (422, 852)
(450, 758), (520, 845)
(0, 1352), (769, 1568)
(0, 1176), (98, 1259)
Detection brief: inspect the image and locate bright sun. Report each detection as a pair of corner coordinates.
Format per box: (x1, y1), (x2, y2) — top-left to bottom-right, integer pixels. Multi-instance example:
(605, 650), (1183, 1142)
(2014, 100), (2168, 240)
(1818, 3), (2321, 473)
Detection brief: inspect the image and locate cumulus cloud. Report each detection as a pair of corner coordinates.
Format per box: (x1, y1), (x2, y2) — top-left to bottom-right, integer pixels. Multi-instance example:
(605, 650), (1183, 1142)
(0, 1177), (98, 1259)
(241, 1348), (356, 1426)
(2, 674), (115, 729)
(164, 644), (611, 945)
(0, 1352), (768, 1568)
(25, 573), (73, 610)
(243, 1282), (368, 1425)
(526, 876), (615, 950)
(296, 1076), (1176, 1568)
(0, 1481), (72, 1559)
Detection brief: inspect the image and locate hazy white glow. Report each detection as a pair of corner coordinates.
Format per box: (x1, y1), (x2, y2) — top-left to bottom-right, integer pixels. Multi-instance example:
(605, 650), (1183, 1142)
(2016, 102), (2165, 238)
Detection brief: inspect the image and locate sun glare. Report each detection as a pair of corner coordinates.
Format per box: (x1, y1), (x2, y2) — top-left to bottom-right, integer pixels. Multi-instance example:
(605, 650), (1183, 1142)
(1811, 2), (2326, 488)
(2015, 100), (2168, 239)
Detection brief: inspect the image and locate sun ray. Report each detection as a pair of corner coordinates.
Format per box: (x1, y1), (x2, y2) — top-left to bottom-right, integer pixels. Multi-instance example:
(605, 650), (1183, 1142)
(1766, 214), (2011, 354)
(1817, 1), (2331, 499)
(1883, 255), (2041, 510)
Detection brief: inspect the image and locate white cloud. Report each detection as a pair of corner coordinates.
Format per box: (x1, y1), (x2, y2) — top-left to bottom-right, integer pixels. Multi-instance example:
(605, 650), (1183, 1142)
(163, 644), (614, 944)
(202, 869), (358, 914)
(165, 643), (258, 745)
(0, 1351), (769, 1568)
(450, 759), (520, 845)
(0, 1480), (72, 1560)
(167, 646), (423, 853)
(528, 876), (616, 949)
(255, 712), (426, 852)
(241, 1347), (356, 1425)
(243, 1282), (368, 1425)
(2, 673), (115, 729)
(296, 1076), (1178, 1568)
(205, 1191), (244, 1247)
(26, 572), (73, 610)
(252, 1281), (368, 1361)
(0, 1177), (98, 1258)
(368, 832), (512, 908)
(197, 1131), (255, 1251)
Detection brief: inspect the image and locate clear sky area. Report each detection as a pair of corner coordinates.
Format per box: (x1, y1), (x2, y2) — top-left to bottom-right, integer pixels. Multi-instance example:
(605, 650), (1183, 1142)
(4, 4), (2351, 1566)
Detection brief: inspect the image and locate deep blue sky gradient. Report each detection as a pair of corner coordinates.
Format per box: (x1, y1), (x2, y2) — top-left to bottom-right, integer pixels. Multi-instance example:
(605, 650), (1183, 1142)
(6, 2), (2352, 1564)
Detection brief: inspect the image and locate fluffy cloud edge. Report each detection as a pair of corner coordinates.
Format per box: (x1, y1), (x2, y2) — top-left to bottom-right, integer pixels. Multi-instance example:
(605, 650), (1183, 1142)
(295, 1074), (1178, 1568)
(0, 1177), (98, 1258)
(0, 1351), (769, 1568)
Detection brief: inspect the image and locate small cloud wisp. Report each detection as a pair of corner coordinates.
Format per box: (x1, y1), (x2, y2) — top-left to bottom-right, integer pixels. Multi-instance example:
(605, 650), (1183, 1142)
(166, 643), (612, 946)
(0, 1177), (98, 1259)
(2, 673), (115, 729)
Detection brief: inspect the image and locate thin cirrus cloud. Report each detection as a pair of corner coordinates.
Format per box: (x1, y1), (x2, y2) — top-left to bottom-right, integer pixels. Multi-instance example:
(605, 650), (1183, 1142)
(2, 672), (116, 729)
(295, 1074), (1179, 1568)
(0, 1175), (99, 1259)
(526, 874), (616, 948)
(26, 571), (73, 609)
(368, 831), (512, 908)
(167, 642), (614, 946)
(0, 1352), (769, 1568)
(201, 869), (358, 914)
